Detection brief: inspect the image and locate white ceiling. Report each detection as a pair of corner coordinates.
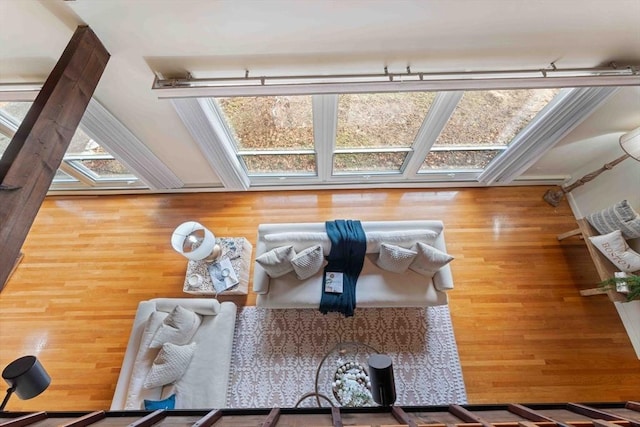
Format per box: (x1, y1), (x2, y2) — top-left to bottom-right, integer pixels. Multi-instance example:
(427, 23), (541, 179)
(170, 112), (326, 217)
(1, 0), (639, 187)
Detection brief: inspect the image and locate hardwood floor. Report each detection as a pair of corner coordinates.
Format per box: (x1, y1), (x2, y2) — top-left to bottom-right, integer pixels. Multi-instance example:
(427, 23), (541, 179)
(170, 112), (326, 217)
(0, 187), (638, 411)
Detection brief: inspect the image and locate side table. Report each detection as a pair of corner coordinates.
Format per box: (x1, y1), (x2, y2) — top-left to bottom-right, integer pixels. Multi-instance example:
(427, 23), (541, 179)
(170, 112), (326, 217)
(182, 237), (252, 296)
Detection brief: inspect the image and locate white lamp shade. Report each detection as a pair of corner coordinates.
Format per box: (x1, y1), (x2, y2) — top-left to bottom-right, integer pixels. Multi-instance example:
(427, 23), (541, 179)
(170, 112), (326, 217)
(171, 221), (216, 261)
(619, 126), (640, 162)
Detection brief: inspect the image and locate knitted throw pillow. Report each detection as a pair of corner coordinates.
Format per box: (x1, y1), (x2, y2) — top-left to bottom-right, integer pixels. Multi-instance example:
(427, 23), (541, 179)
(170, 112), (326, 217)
(144, 342), (196, 389)
(291, 245), (326, 280)
(376, 243), (417, 273)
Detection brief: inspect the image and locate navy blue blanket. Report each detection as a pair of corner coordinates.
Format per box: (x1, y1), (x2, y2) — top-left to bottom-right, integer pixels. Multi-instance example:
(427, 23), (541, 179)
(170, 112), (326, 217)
(319, 220), (366, 317)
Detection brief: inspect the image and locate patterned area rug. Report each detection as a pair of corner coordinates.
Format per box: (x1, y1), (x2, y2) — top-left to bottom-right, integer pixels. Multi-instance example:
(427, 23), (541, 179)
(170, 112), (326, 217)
(226, 306), (467, 407)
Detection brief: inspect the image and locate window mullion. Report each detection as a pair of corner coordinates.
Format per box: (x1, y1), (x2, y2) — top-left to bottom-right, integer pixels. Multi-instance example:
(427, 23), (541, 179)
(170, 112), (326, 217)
(313, 94), (338, 181)
(403, 91), (464, 177)
(58, 161), (93, 186)
(0, 111), (19, 136)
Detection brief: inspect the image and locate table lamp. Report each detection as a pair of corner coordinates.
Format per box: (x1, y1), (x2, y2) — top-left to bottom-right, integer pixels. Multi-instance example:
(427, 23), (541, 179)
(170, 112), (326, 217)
(367, 354), (396, 407)
(1, 355), (51, 411)
(171, 221), (221, 262)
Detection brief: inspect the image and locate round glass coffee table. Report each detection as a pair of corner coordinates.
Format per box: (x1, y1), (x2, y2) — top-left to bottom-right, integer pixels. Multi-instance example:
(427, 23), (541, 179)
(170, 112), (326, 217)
(312, 341), (380, 407)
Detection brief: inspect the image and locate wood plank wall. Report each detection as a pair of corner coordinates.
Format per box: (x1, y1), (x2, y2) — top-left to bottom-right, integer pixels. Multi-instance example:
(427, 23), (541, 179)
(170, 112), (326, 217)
(0, 187), (638, 411)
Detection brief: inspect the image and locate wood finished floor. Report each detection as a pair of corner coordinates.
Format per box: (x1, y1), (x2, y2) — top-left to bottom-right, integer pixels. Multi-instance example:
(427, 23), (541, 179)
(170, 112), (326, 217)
(0, 187), (638, 411)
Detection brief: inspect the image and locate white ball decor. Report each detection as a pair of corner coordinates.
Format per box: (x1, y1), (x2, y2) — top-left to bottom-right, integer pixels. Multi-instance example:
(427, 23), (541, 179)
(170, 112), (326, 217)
(332, 361), (373, 407)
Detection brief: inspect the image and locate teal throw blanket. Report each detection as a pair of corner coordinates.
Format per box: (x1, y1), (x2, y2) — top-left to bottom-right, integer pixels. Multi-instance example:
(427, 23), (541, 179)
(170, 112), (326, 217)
(319, 220), (366, 317)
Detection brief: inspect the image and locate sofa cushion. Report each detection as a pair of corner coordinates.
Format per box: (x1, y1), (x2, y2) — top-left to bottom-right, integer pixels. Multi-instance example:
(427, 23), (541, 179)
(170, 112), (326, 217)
(144, 342), (196, 389)
(376, 243), (417, 273)
(255, 245), (296, 278)
(291, 245), (326, 280)
(263, 229), (439, 254)
(589, 230), (640, 273)
(155, 298), (221, 316)
(149, 306), (201, 349)
(410, 242), (454, 277)
(586, 200), (640, 239)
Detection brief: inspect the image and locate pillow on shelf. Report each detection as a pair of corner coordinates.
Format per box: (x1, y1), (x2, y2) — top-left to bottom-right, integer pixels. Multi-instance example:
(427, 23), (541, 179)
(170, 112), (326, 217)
(144, 342), (197, 389)
(291, 245), (326, 280)
(588, 230), (640, 273)
(144, 394), (176, 410)
(409, 242), (454, 277)
(586, 200), (640, 239)
(149, 305), (202, 349)
(255, 245), (296, 278)
(376, 243), (417, 273)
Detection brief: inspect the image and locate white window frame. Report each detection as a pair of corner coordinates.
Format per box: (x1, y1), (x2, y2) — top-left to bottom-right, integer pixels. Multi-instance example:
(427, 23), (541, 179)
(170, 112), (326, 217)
(172, 86), (619, 189)
(0, 97), (182, 191)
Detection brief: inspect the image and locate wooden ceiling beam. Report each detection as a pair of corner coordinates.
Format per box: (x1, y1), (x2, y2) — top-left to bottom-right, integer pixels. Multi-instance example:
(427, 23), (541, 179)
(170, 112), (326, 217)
(0, 25), (109, 290)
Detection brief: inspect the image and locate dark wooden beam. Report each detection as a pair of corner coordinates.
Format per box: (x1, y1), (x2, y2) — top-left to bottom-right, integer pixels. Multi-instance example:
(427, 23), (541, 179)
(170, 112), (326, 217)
(59, 411), (106, 427)
(567, 403), (639, 427)
(127, 410), (166, 427)
(331, 406), (343, 427)
(449, 404), (493, 427)
(392, 406), (418, 427)
(626, 402), (640, 412)
(3, 252), (23, 288)
(192, 409), (223, 427)
(260, 408), (281, 427)
(509, 404), (558, 423)
(0, 25), (109, 290)
(0, 411), (47, 427)
(592, 420), (626, 427)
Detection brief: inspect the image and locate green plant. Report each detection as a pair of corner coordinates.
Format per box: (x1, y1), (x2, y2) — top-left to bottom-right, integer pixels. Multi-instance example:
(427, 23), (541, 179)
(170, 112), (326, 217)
(599, 274), (640, 302)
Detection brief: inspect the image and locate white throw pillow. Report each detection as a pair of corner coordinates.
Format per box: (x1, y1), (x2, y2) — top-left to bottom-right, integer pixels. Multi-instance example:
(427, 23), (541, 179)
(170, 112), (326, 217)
(149, 305), (202, 349)
(589, 230), (640, 273)
(291, 245), (326, 280)
(255, 245), (296, 278)
(409, 242), (454, 277)
(144, 342), (196, 389)
(376, 243), (417, 273)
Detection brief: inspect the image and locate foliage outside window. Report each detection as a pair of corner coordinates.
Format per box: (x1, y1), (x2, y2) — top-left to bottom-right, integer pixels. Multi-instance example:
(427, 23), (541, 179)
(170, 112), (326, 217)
(217, 96), (316, 175)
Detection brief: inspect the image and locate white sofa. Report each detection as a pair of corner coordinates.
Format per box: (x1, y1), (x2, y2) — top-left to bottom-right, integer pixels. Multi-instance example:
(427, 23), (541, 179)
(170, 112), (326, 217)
(111, 298), (237, 410)
(253, 220), (454, 309)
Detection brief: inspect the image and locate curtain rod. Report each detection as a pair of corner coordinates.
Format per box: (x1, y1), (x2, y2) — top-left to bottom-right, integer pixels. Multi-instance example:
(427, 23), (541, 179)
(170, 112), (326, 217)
(152, 63), (639, 98)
